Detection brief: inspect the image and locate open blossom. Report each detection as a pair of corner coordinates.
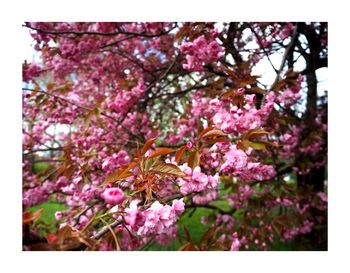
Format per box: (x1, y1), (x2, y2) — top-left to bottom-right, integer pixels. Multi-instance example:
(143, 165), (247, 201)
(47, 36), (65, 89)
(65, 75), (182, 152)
(101, 150), (131, 174)
(221, 145), (276, 181)
(101, 187), (125, 205)
(192, 189), (219, 205)
(137, 199), (185, 236)
(180, 35), (223, 71)
(22, 22), (327, 251)
(177, 164), (220, 195)
(124, 199), (145, 229)
(221, 145), (248, 172)
(230, 233), (241, 251)
(55, 211), (63, 221)
(172, 198), (185, 215)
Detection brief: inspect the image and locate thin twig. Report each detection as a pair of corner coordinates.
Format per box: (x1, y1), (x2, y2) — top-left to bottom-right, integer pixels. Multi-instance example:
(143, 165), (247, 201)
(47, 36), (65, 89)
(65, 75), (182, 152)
(24, 23), (176, 38)
(247, 23), (279, 74)
(270, 24), (300, 91)
(92, 219), (123, 240)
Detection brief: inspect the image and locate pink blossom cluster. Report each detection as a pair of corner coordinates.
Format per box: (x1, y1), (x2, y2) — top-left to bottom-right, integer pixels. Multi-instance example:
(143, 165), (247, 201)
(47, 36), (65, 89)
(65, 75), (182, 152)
(279, 126), (301, 159)
(282, 220), (314, 241)
(101, 187), (125, 206)
(192, 189), (219, 205)
(210, 92), (276, 135)
(101, 150), (131, 174)
(273, 22), (295, 40)
(299, 140), (324, 157)
(180, 35), (223, 71)
(220, 145), (276, 181)
(224, 185), (253, 209)
(177, 164), (220, 195)
(125, 199), (185, 237)
(106, 79), (146, 116)
(23, 63), (42, 82)
(276, 88), (301, 107)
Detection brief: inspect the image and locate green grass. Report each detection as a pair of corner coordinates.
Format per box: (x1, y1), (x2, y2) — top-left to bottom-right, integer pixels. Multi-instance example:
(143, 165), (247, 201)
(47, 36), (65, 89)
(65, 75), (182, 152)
(26, 201), (68, 235)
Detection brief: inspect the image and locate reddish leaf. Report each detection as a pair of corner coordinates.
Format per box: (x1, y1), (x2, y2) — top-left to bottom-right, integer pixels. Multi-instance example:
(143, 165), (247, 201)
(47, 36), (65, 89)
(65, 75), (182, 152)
(178, 242), (194, 251)
(175, 145), (187, 164)
(183, 225), (192, 242)
(46, 82), (55, 91)
(103, 161), (137, 185)
(23, 208), (44, 225)
(203, 137), (229, 147)
(200, 226), (219, 245)
(141, 138), (157, 156)
(222, 65), (240, 80)
(56, 226), (73, 245)
(188, 150), (200, 169)
(243, 129), (270, 141)
(202, 129), (226, 138)
(245, 87), (267, 95)
(147, 147), (176, 159)
(150, 163), (186, 177)
(198, 126), (215, 138)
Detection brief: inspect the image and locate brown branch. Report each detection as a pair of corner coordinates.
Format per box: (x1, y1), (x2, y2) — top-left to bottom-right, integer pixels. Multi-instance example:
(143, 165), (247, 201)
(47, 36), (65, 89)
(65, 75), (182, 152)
(247, 23), (279, 74)
(24, 23), (176, 38)
(22, 88), (120, 124)
(23, 147), (63, 156)
(91, 219), (123, 240)
(270, 24), (300, 91)
(72, 201), (99, 227)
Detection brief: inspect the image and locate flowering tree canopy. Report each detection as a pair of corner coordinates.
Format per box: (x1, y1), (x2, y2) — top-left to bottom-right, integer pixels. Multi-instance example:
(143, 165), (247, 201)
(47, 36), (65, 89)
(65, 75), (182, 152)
(22, 22), (327, 251)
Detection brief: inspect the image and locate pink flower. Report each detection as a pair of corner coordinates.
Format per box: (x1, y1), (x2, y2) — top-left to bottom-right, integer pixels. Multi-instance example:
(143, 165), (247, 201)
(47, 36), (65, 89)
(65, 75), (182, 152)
(177, 164), (219, 195)
(186, 141), (193, 149)
(79, 215), (89, 226)
(172, 198), (185, 215)
(55, 211), (63, 221)
(125, 199), (145, 228)
(317, 192), (328, 203)
(101, 187), (125, 205)
(180, 35), (223, 71)
(221, 145), (248, 173)
(230, 238), (240, 251)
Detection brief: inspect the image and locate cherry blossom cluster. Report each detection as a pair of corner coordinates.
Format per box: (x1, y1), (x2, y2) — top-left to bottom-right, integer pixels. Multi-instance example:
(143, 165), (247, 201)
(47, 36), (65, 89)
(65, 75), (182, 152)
(210, 90), (276, 134)
(180, 35), (223, 71)
(220, 144), (276, 181)
(177, 164), (220, 195)
(22, 22), (327, 251)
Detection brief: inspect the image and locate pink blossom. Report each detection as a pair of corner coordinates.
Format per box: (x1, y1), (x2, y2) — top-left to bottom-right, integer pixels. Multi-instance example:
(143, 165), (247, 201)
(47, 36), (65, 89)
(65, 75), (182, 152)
(230, 238), (240, 251)
(177, 164), (220, 195)
(186, 141), (193, 149)
(101, 187), (125, 205)
(55, 211), (63, 221)
(180, 35), (223, 71)
(171, 198), (185, 215)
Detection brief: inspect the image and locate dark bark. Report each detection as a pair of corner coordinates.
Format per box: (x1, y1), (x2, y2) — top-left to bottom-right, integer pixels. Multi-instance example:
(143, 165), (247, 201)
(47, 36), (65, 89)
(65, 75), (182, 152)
(296, 23), (327, 191)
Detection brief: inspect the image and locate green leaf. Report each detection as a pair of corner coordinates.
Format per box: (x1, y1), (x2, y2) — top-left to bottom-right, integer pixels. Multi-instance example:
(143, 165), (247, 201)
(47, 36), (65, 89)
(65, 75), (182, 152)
(249, 141), (267, 150)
